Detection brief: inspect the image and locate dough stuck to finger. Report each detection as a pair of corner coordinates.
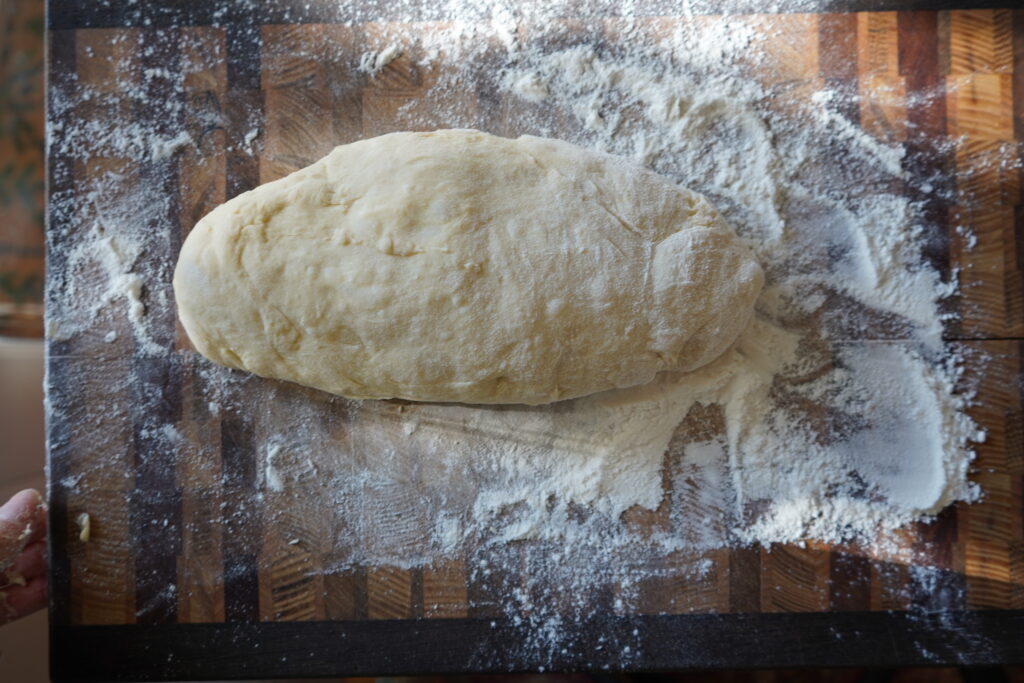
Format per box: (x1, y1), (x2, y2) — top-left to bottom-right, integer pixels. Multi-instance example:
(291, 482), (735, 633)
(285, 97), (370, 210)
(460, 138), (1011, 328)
(0, 574), (47, 625)
(0, 490), (44, 572)
(174, 130), (763, 405)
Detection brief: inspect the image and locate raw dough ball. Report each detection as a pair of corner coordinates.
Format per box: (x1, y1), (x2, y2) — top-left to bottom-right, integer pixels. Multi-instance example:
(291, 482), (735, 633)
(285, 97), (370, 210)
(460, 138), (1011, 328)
(173, 130), (763, 405)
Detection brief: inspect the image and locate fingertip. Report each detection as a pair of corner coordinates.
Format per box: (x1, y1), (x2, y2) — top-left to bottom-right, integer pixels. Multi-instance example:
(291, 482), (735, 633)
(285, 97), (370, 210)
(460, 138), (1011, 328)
(0, 489), (42, 525)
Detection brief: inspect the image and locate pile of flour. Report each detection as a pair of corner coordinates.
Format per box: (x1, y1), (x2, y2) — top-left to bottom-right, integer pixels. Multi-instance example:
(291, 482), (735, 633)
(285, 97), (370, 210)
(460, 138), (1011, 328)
(48, 1), (990, 657)
(266, 14), (980, 560)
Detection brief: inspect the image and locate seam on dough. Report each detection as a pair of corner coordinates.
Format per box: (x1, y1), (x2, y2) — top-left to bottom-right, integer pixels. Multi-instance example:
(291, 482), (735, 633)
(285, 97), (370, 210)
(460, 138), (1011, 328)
(581, 179), (643, 237)
(519, 147), (645, 236)
(517, 148), (642, 261)
(521, 145), (664, 363)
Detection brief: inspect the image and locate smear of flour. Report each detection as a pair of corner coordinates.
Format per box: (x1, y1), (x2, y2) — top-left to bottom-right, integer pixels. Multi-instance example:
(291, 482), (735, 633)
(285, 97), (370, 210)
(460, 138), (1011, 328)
(312, 15), (980, 554)
(47, 0), (997, 666)
(358, 43), (403, 75)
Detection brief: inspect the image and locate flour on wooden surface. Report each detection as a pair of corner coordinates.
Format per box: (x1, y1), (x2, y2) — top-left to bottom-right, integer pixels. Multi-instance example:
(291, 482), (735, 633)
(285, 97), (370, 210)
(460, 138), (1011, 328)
(46, 0), (1001, 665)
(358, 43), (403, 75)
(327, 14), (981, 552)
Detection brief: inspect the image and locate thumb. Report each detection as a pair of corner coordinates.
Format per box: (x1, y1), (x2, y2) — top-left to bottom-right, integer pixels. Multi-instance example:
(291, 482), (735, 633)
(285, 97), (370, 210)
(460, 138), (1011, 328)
(0, 490), (44, 571)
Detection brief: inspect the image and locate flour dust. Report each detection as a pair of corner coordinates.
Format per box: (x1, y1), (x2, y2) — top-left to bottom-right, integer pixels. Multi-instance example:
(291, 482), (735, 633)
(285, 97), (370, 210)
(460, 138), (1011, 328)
(47, 0), (995, 668)
(272, 15), (982, 554)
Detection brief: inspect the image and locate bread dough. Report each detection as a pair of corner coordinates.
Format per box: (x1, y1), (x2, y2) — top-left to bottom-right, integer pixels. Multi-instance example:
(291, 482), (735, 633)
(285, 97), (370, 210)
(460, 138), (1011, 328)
(173, 130), (763, 405)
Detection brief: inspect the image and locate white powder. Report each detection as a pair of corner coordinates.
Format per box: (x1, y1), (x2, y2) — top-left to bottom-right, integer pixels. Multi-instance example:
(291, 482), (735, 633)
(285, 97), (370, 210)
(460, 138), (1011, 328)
(47, 1), (996, 661)
(263, 443), (286, 493)
(151, 130), (192, 160)
(47, 37), (220, 355)
(320, 15), (979, 554)
(357, 43), (403, 75)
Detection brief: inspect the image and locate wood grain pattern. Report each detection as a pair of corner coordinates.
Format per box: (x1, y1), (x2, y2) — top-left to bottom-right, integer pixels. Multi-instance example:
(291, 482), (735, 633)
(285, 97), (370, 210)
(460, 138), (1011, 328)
(323, 569), (369, 619)
(638, 550), (726, 614)
(215, 19), (265, 626)
(829, 550), (872, 611)
(68, 487), (135, 625)
(949, 11), (1023, 338)
(423, 561), (469, 618)
(858, 12), (908, 145)
(761, 544), (831, 613)
(367, 566), (415, 619)
(870, 559), (913, 610)
(960, 340), (1024, 608)
(949, 9), (1014, 74)
(132, 24), (187, 626)
(176, 40), (228, 618)
(47, 8), (1024, 661)
(66, 28), (143, 626)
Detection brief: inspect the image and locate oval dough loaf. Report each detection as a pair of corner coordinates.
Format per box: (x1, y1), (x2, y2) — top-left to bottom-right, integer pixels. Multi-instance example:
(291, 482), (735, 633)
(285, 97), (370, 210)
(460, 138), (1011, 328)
(174, 130), (764, 405)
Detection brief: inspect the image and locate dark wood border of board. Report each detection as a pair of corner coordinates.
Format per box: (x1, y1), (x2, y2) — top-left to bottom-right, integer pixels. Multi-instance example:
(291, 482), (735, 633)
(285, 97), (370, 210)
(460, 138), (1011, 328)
(50, 610), (1024, 681)
(44, 19), (76, 634)
(46, 0), (1024, 31)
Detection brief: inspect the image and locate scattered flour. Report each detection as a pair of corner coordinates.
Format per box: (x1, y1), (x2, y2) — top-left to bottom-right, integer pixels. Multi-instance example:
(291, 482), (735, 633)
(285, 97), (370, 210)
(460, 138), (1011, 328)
(263, 443), (286, 493)
(358, 43), (403, 75)
(304, 15), (980, 554)
(46, 0), (999, 666)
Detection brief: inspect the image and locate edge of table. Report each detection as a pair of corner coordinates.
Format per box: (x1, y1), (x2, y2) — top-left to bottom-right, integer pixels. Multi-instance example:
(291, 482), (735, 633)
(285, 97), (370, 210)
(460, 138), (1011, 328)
(50, 611), (1024, 681)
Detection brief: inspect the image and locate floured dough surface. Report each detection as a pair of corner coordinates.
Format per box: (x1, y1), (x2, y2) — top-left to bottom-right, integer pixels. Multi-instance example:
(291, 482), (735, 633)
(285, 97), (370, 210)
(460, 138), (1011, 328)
(173, 130), (763, 404)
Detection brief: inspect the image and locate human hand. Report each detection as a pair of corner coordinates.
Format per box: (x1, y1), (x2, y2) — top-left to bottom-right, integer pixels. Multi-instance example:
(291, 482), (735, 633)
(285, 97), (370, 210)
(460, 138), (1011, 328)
(0, 489), (47, 625)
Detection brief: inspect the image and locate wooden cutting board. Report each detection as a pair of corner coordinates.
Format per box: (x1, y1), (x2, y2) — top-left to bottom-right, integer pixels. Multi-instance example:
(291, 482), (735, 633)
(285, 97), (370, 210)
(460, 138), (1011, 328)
(46, 2), (1024, 679)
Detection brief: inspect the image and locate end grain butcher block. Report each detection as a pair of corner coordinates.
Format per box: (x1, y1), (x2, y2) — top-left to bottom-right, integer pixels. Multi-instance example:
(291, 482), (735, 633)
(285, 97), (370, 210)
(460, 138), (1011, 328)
(45, 1), (1024, 680)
